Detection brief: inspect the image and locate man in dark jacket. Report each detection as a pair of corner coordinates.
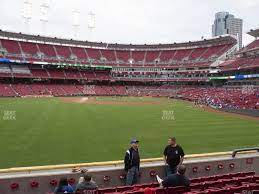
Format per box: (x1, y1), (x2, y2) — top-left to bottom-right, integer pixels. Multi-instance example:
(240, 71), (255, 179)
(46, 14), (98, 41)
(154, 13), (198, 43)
(124, 139), (140, 185)
(163, 137), (185, 176)
(159, 165), (190, 188)
(75, 174), (98, 192)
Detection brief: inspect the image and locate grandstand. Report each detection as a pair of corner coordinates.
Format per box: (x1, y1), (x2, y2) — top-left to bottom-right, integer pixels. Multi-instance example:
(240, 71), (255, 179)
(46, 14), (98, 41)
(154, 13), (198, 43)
(0, 30), (258, 111)
(0, 27), (259, 194)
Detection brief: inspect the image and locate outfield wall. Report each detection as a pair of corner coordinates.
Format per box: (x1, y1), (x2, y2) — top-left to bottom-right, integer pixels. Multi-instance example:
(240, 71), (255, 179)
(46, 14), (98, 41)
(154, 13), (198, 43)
(222, 108), (259, 117)
(0, 151), (258, 194)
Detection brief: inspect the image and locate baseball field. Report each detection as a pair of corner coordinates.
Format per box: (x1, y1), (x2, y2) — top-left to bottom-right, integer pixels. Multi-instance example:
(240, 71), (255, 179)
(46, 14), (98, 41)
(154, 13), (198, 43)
(0, 96), (258, 169)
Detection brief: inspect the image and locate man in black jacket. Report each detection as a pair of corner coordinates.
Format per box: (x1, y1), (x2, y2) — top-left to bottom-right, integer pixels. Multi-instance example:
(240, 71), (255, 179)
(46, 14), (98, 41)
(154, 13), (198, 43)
(75, 174), (98, 192)
(157, 165), (190, 188)
(124, 139), (140, 185)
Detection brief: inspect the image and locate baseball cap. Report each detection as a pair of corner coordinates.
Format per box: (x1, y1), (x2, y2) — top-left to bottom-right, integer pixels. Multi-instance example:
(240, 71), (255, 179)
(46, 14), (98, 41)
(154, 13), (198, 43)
(130, 139), (139, 144)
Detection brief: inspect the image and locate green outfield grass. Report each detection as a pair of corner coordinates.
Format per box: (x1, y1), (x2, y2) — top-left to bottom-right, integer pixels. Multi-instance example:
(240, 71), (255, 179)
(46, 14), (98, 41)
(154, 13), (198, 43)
(0, 97), (258, 169)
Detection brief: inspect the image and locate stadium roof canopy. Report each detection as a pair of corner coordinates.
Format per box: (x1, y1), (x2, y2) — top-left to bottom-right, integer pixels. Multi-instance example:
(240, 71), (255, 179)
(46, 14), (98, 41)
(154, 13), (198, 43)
(247, 28), (259, 38)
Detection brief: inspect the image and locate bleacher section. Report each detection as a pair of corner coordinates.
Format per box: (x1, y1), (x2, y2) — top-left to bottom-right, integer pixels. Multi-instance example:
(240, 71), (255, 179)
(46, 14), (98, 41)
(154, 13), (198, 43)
(30, 68), (49, 78)
(1, 83), (258, 110)
(0, 31), (241, 85)
(219, 38), (259, 72)
(0, 83), (127, 97)
(178, 87), (259, 109)
(0, 32), (236, 69)
(0, 31), (258, 111)
(74, 172), (259, 194)
(0, 66), (111, 81)
(241, 39), (259, 52)
(0, 83), (17, 97)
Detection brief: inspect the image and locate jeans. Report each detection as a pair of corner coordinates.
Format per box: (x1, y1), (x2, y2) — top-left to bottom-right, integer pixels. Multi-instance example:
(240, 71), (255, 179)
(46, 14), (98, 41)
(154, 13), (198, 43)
(126, 166), (139, 185)
(165, 165), (177, 176)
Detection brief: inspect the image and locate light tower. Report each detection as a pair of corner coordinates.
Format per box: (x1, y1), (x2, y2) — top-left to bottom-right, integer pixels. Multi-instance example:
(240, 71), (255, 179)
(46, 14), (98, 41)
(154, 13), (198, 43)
(40, 0), (50, 36)
(88, 11), (96, 41)
(72, 9), (80, 39)
(22, 0), (32, 33)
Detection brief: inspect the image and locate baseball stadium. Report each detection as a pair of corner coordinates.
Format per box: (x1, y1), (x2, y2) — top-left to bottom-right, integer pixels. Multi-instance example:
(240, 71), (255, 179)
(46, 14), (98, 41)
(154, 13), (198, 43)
(0, 1), (259, 194)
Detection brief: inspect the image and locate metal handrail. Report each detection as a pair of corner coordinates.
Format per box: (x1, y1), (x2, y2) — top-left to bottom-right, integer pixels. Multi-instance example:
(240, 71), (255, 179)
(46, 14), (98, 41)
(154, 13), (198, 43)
(232, 147), (259, 158)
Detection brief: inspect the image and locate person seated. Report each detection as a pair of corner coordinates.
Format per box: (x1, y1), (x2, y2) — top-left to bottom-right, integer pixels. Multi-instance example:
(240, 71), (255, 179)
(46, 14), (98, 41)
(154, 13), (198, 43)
(75, 174), (98, 192)
(156, 165), (190, 188)
(54, 177), (74, 194)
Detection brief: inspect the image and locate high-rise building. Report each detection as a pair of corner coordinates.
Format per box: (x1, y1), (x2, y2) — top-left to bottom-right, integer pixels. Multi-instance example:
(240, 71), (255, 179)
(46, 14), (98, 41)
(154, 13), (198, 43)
(212, 12), (243, 49)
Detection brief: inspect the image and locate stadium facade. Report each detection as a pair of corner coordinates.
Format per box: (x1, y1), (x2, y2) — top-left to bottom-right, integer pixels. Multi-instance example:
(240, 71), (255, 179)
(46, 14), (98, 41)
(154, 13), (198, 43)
(0, 29), (258, 111)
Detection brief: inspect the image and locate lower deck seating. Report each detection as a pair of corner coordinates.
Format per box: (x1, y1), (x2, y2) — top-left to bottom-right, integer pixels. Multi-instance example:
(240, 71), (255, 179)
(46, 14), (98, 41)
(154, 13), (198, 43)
(44, 84), (67, 96)
(30, 84), (51, 95)
(11, 84), (34, 96)
(61, 84), (83, 95)
(73, 172), (258, 194)
(1, 83), (258, 110)
(0, 83), (128, 97)
(0, 83), (17, 97)
(178, 87), (259, 109)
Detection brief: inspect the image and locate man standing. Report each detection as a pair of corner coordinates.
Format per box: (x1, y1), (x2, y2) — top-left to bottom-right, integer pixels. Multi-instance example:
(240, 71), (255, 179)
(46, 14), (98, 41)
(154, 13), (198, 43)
(163, 137), (185, 176)
(124, 139), (140, 185)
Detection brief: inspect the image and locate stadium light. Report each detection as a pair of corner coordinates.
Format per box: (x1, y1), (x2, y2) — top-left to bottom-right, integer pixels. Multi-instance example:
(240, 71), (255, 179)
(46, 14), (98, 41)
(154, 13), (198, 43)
(40, 0), (50, 35)
(22, 0), (32, 33)
(72, 9), (80, 39)
(88, 11), (95, 31)
(87, 11), (96, 41)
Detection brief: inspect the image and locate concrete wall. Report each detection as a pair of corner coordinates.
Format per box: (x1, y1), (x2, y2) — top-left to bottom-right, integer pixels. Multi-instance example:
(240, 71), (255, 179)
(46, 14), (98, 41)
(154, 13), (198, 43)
(222, 108), (259, 117)
(0, 152), (258, 194)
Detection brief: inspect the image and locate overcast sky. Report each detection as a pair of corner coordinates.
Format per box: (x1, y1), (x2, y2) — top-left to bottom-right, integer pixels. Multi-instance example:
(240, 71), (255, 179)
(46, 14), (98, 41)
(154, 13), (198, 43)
(1, 0), (259, 46)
